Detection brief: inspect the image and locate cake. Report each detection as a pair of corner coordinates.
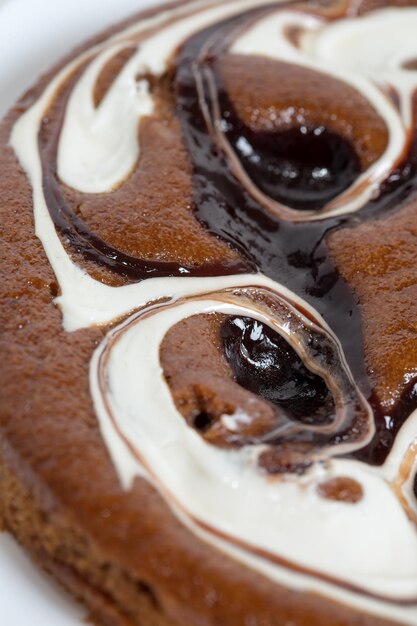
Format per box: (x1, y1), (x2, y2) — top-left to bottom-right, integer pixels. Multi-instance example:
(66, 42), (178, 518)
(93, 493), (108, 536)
(1, 0), (417, 624)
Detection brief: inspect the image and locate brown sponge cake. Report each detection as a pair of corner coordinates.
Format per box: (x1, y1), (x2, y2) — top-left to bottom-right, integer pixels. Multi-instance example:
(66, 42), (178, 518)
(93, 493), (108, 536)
(1, 1), (417, 625)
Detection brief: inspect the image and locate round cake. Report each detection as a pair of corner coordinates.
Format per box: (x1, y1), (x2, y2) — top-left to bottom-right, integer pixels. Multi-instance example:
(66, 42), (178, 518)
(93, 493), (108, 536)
(1, 0), (417, 624)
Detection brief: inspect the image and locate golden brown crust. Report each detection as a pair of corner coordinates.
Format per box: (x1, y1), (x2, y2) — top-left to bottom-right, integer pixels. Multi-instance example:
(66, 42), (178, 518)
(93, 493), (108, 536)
(0, 1), (414, 625)
(0, 443), (399, 626)
(328, 199), (417, 409)
(0, 450), (168, 626)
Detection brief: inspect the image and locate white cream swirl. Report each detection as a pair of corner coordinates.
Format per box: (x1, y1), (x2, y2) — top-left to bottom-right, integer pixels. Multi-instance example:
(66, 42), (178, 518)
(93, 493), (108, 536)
(89, 289), (417, 624)
(8, 0), (417, 623)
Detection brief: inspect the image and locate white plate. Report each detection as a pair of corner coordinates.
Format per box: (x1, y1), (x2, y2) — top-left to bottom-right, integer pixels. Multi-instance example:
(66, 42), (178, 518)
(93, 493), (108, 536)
(0, 1), (158, 624)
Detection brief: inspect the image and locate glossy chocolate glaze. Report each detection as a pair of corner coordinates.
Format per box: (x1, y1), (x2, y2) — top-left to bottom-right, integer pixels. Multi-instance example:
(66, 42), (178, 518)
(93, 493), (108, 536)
(39, 3), (417, 466)
(223, 111), (362, 212)
(221, 316), (334, 425)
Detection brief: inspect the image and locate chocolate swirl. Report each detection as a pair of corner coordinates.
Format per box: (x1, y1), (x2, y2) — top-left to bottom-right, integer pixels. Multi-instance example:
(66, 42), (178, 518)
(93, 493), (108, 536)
(10, 0), (417, 623)
(33, 0), (417, 464)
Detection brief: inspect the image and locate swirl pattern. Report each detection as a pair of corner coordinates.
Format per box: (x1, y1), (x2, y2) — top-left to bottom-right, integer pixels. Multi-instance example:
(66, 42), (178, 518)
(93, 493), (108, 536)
(9, 0), (417, 624)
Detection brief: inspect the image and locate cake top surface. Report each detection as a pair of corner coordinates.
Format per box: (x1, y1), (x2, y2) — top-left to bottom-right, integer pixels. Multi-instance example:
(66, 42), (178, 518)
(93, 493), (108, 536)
(1, 1), (417, 625)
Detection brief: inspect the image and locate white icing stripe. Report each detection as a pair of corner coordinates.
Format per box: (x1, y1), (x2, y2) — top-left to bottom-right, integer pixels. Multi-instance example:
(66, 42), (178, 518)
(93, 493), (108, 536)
(8, 0), (417, 622)
(89, 295), (417, 622)
(57, 0), (286, 193)
(57, 43), (154, 193)
(304, 8), (417, 127)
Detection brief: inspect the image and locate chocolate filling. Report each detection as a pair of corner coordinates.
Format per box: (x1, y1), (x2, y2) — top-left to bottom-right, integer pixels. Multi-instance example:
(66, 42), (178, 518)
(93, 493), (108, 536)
(223, 118), (362, 211)
(221, 316), (334, 424)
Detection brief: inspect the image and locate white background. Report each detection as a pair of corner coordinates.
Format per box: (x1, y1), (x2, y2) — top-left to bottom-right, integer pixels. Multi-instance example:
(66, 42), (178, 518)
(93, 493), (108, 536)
(0, 0), (158, 624)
